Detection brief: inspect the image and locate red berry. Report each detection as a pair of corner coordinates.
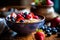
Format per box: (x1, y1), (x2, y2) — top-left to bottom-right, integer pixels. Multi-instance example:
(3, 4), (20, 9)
(17, 14), (22, 18)
(46, 0), (53, 5)
(16, 14), (25, 21)
(35, 32), (45, 40)
(26, 15), (31, 19)
(50, 17), (60, 27)
(16, 18), (21, 22)
(18, 12), (24, 15)
(29, 12), (35, 18)
(11, 12), (17, 18)
(16, 17), (24, 22)
(33, 16), (39, 19)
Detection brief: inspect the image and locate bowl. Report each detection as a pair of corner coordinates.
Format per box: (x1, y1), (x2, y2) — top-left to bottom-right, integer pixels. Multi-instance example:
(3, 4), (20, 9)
(6, 15), (45, 34)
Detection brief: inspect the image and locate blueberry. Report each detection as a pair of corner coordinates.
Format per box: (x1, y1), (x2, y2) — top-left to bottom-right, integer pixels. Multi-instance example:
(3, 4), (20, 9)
(47, 32), (52, 37)
(24, 12), (27, 16)
(52, 29), (57, 34)
(47, 27), (52, 31)
(8, 8), (15, 12)
(11, 17), (15, 22)
(40, 26), (45, 30)
(52, 27), (56, 30)
(7, 17), (10, 20)
(45, 30), (50, 34)
(44, 26), (48, 29)
(11, 19), (15, 22)
(56, 26), (60, 32)
(20, 20), (24, 23)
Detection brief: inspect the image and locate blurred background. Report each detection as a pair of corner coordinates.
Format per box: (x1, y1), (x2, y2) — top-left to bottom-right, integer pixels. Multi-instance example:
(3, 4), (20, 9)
(0, 0), (60, 14)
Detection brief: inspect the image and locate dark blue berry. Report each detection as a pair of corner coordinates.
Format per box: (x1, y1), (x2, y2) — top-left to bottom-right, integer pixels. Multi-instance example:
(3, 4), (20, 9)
(45, 30), (50, 34)
(8, 8), (15, 12)
(11, 17), (15, 22)
(24, 12), (27, 16)
(47, 32), (52, 37)
(7, 17), (10, 20)
(52, 27), (56, 30)
(40, 26), (45, 30)
(52, 29), (57, 34)
(47, 27), (52, 31)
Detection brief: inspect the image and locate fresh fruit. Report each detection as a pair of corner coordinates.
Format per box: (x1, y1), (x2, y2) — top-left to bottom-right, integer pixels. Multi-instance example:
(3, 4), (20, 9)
(52, 27), (56, 30)
(46, 0), (54, 6)
(16, 14), (24, 22)
(17, 14), (22, 18)
(35, 29), (45, 40)
(40, 26), (45, 30)
(50, 16), (60, 27)
(11, 12), (17, 18)
(18, 12), (24, 16)
(29, 12), (35, 18)
(8, 8), (15, 12)
(45, 30), (50, 34)
(52, 29), (57, 34)
(47, 27), (52, 31)
(44, 25), (48, 29)
(10, 17), (15, 22)
(33, 16), (39, 19)
(7, 16), (10, 20)
(24, 12), (27, 16)
(26, 14), (31, 19)
(54, 29), (57, 33)
(8, 12), (40, 23)
(16, 17), (24, 22)
(47, 32), (52, 37)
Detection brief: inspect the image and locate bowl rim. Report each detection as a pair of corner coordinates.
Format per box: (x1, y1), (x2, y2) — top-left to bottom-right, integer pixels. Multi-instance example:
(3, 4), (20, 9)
(6, 15), (45, 24)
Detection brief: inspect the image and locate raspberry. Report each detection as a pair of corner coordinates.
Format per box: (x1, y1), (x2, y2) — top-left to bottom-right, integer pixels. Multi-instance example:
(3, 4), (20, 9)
(33, 16), (39, 19)
(26, 15), (31, 19)
(29, 12), (35, 18)
(11, 12), (17, 18)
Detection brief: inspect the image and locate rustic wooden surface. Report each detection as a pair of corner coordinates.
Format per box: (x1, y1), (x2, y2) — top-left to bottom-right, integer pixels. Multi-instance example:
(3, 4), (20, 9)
(0, 30), (60, 40)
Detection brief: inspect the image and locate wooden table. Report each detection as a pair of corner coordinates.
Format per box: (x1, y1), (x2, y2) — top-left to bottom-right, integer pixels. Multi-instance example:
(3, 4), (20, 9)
(0, 30), (60, 40)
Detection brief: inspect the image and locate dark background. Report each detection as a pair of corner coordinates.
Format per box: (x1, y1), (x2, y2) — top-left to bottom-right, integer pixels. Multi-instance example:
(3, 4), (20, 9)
(51, 0), (60, 14)
(0, 0), (60, 14)
(0, 0), (20, 7)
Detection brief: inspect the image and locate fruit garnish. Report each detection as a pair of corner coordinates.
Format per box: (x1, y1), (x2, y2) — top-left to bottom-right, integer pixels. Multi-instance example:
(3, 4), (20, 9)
(26, 14), (31, 19)
(18, 12), (24, 16)
(46, 0), (54, 6)
(33, 16), (39, 19)
(11, 12), (17, 18)
(29, 12), (35, 18)
(24, 12), (28, 16)
(35, 29), (45, 40)
(50, 16), (60, 27)
(47, 32), (52, 37)
(17, 14), (23, 18)
(11, 17), (15, 22)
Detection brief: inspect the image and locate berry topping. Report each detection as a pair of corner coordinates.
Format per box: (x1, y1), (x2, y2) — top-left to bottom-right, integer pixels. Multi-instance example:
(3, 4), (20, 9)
(29, 12), (35, 18)
(33, 16), (39, 19)
(11, 12), (17, 18)
(10, 17), (15, 22)
(24, 12), (27, 16)
(7, 11), (40, 23)
(26, 15), (31, 19)
(17, 14), (23, 18)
